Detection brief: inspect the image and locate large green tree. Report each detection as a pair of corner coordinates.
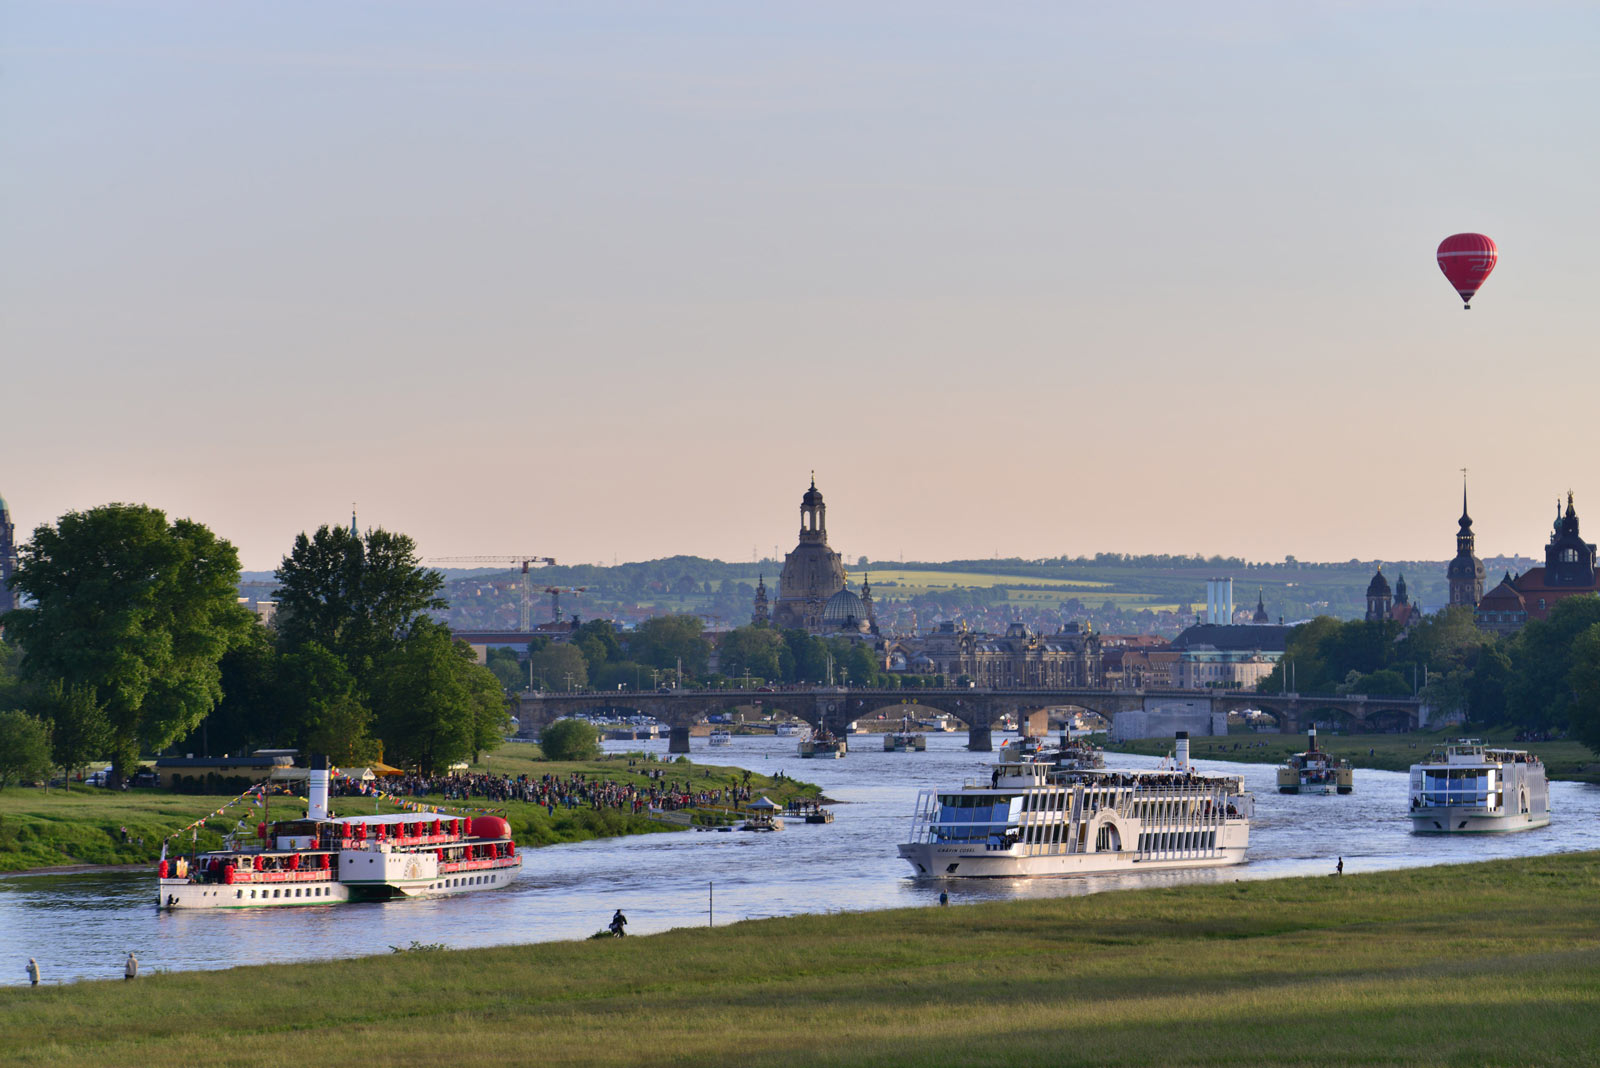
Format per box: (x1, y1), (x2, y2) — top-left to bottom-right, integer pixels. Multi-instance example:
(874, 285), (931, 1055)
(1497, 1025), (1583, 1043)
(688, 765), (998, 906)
(370, 622), (500, 775)
(3, 504), (253, 778)
(272, 523), (445, 687)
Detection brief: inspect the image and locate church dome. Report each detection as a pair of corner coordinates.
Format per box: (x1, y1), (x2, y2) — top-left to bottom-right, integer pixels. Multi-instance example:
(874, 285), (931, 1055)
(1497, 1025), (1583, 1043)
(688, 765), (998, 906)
(821, 586), (867, 628)
(1366, 569), (1390, 597)
(802, 480), (824, 507)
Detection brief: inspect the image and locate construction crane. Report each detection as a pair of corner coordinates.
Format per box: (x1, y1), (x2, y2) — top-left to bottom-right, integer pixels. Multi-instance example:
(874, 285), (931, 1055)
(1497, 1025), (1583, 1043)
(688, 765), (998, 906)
(543, 586), (588, 625)
(428, 556), (556, 631)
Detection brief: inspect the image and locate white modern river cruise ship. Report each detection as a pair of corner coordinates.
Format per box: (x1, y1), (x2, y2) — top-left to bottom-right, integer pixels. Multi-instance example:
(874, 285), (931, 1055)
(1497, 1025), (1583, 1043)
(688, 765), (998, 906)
(1409, 739), (1550, 834)
(898, 732), (1252, 879)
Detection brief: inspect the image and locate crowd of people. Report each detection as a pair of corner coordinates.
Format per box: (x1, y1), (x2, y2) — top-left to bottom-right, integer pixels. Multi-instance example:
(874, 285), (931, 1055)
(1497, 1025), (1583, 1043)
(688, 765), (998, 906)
(332, 769), (759, 816)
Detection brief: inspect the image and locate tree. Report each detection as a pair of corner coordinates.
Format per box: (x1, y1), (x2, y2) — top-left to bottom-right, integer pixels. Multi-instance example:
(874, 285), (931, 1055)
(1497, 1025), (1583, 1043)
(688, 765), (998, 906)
(277, 642), (375, 763)
(717, 625), (784, 681)
(1506, 597), (1600, 732)
(3, 504), (253, 779)
(30, 680), (110, 790)
(465, 660), (511, 763)
(1567, 623), (1600, 754)
(0, 710), (52, 790)
(485, 647), (526, 693)
(628, 615), (710, 677)
(370, 623), (489, 775)
(272, 523), (445, 686)
(187, 624), (281, 758)
(528, 643), (588, 691)
(539, 718), (599, 761)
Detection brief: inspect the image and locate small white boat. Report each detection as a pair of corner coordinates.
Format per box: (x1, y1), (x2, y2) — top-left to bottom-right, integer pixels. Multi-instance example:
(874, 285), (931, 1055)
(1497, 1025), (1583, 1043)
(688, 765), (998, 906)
(708, 730), (732, 747)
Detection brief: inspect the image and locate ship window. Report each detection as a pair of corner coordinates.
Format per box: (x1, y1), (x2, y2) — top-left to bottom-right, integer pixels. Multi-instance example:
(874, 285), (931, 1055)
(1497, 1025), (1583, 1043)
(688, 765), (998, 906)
(236, 890), (243, 899)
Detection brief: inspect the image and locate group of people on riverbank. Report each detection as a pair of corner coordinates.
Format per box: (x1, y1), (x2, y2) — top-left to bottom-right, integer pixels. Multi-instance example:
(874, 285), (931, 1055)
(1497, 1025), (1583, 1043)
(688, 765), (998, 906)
(332, 770), (760, 817)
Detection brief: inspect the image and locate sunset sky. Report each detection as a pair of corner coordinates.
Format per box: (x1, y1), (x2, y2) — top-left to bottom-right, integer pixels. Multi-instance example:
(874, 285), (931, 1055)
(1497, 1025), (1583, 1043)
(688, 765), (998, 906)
(5, 3), (1597, 570)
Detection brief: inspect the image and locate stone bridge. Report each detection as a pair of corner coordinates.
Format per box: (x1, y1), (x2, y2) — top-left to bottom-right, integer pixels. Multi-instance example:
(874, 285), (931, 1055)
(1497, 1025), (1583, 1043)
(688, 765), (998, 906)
(516, 687), (1428, 753)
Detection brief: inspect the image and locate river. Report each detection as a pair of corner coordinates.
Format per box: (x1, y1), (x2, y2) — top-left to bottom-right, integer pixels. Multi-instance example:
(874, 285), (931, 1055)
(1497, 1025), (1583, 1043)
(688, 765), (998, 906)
(4, 733), (1598, 986)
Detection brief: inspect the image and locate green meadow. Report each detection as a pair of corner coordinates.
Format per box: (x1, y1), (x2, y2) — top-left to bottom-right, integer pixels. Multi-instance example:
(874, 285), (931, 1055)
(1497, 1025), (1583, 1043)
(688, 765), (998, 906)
(4, 852), (1598, 1066)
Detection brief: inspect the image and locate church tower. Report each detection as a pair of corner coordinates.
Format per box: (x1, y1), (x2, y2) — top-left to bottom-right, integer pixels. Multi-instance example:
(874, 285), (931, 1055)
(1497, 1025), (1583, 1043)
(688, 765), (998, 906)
(0, 492), (15, 614)
(771, 475), (847, 632)
(1365, 567), (1392, 623)
(752, 574), (769, 626)
(1447, 477), (1486, 607)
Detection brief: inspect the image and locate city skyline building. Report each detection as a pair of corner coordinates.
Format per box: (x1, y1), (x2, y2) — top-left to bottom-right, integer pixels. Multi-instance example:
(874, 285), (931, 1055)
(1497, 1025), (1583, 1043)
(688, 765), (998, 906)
(768, 476), (848, 632)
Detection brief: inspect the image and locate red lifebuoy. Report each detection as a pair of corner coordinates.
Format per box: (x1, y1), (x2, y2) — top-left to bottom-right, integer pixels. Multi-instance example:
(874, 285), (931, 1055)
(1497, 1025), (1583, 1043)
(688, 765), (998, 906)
(223, 864), (236, 884)
(318, 854), (329, 870)
(158, 860), (169, 878)
(253, 855), (264, 871)
(289, 854), (301, 870)
(257, 822), (269, 840)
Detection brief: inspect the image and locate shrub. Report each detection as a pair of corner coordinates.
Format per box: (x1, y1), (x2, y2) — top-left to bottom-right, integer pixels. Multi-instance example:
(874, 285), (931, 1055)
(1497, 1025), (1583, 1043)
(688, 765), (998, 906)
(539, 719), (600, 761)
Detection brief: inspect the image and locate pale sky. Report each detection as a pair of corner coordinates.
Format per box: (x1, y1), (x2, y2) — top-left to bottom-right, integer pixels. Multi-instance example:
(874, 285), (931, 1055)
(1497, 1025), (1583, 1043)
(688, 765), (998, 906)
(4, 2), (1597, 571)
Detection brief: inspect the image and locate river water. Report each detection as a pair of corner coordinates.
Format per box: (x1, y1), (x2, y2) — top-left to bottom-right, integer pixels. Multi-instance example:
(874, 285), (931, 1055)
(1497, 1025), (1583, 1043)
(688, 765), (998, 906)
(4, 733), (1599, 986)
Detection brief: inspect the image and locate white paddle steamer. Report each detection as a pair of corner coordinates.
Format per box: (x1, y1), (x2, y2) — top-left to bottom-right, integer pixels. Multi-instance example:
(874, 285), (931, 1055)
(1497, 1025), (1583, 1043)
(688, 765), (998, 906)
(158, 757), (521, 909)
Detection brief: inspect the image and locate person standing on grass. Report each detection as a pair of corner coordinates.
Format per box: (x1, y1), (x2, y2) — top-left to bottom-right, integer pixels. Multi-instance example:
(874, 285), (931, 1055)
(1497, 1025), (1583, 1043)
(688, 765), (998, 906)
(124, 952), (138, 980)
(1336, 857), (1344, 876)
(26, 959), (40, 986)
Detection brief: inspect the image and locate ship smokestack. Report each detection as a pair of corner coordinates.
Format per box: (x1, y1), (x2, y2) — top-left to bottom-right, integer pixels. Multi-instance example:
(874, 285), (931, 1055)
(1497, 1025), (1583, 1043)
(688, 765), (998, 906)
(307, 754), (331, 821)
(1175, 731), (1190, 772)
(1308, 727), (1318, 752)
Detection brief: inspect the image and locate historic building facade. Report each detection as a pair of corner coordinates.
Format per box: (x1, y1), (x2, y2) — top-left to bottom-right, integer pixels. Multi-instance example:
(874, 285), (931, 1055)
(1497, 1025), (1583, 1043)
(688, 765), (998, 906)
(767, 477), (849, 633)
(0, 492), (16, 614)
(1476, 492), (1599, 634)
(899, 620), (1102, 688)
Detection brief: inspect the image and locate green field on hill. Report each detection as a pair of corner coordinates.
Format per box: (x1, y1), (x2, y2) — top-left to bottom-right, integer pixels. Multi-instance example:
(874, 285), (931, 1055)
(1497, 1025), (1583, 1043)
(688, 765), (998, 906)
(5, 852), (1598, 1066)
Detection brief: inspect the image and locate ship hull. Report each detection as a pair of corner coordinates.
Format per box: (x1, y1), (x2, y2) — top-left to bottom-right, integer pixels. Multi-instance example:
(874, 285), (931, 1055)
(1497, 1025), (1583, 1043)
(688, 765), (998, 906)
(159, 856), (522, 909)
(1411, 809), (1551, 834)
(897, 842), (1247, 879)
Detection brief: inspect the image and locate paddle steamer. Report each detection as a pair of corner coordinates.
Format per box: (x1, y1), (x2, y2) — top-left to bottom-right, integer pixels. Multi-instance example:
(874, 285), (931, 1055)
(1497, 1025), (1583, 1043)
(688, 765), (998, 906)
(1276, 728), (1354, 795)
(899, 732), (1250, 878)
(157, 757), (521, 909)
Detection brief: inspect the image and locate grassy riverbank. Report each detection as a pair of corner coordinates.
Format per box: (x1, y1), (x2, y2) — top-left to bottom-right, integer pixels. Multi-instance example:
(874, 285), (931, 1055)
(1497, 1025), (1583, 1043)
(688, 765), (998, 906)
(0, 750), (819, 874)
(5, 852), (1600, 1066)
(1108, 727), (1600, 783)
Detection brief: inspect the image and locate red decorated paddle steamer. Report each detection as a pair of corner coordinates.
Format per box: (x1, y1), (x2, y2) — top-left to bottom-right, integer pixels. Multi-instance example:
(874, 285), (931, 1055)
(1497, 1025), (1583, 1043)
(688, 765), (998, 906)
(158, 756), (521, 909)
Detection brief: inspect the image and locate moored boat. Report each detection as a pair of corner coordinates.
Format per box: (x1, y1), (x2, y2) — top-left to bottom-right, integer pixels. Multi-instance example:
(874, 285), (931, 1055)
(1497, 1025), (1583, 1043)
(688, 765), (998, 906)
(898, 732), (1251, 879)
(800, 731), (847, 758)
(1276, 728), (1354, 795)
(1409, 739), (1550, 834)
(884, 731), (926, 752)
(157, 756), (521, 910)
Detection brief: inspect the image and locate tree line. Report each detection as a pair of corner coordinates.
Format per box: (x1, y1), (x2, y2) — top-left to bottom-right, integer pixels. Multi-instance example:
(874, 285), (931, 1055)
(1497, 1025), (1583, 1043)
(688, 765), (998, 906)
(1257, 601), (1600, 753)
(0, 504), (508, 787)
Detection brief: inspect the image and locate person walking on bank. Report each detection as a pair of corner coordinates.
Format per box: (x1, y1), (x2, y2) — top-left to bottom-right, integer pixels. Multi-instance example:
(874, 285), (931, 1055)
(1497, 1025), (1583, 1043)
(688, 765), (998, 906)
(26, 958), (40, 986)
(124, 952), (138, 980)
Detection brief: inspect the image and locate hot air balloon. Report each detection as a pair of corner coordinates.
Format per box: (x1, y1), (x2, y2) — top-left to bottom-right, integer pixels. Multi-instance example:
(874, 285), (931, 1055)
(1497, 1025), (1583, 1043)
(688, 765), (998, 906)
(1437, 233), (1497, 309)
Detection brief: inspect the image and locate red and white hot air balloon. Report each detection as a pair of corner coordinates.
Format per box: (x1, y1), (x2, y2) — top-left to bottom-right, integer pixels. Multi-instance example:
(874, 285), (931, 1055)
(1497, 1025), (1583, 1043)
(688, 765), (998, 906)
(1436, 233), (1498, 310)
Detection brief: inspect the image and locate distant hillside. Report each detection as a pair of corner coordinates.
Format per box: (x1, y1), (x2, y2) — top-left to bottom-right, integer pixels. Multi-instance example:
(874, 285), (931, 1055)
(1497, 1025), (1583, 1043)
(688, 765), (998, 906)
(406, 553), (1537, 638)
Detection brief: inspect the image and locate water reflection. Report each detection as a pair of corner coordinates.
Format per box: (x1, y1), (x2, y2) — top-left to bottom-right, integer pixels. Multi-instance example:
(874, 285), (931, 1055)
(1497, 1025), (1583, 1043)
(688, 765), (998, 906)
(3, 733), (1597, 985)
